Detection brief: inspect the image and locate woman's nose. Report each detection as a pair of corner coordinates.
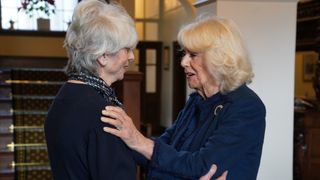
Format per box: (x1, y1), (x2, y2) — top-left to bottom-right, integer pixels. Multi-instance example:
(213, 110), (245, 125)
(128, 50), (135, 63)
(180, 55), (189, 67)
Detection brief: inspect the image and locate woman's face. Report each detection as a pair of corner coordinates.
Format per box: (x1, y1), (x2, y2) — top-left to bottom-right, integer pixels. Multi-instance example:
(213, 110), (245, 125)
(105, 48), (134, 84)
(180, 49), (218, 97)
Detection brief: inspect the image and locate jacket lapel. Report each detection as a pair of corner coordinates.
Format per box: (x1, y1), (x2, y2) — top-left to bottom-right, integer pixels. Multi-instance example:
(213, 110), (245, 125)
(189, 101), (230, 152)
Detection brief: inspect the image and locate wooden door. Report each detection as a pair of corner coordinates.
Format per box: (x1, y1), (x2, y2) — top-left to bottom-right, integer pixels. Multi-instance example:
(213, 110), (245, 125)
(305, 128), (320, 180)
(303, 112), (320, 180)
(136, 42), (162, 136)
(172, 42), (186, 121)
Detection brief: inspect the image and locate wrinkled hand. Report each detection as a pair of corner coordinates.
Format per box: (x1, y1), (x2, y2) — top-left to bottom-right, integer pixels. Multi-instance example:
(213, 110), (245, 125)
(101, 106), (141, 148)
(199, 165), (228, 180)
(101, 106), (154, 159)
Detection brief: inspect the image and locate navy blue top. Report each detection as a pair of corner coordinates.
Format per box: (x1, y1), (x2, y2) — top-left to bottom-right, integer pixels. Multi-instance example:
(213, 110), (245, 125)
(175, 92), (222, 151)
(135, 84), (266, 180)
(45, 83), (136, 180)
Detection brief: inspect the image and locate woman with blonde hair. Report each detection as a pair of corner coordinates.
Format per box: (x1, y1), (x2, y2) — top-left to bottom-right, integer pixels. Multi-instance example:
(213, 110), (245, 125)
(102, 16), (266, 180)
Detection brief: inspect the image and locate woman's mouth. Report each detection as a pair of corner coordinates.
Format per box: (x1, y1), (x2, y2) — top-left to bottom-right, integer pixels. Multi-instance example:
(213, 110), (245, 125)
(185, 72), (195, 78)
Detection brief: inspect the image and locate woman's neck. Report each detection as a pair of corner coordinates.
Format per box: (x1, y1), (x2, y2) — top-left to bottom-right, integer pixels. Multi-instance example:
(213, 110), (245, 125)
(198, 84), (220, 99)
(97, 69), (113, 86)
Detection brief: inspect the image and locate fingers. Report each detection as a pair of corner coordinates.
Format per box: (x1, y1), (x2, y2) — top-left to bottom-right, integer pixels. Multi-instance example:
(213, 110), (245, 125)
(100, 116), (122, 129)
(208, 164), (217, 174)
(101, 109), (119, 120)
(216, 171), (228, 180)
(103, 126), (121, 137)
(105, 106), (125, 114)
(102, 106), (127, 120)
(199, 164), (217, 180)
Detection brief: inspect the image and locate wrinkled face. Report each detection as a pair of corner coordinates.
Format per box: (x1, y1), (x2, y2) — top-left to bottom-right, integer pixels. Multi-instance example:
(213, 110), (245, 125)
(105, 48), (134, 84)
(180, 49), (216, 95)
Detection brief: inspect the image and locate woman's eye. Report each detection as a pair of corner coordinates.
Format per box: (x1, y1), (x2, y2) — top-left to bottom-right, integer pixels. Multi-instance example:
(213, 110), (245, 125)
(180, 50), (186, 57)
(179, 49), (198, 59)
(189, 52), (197, 58)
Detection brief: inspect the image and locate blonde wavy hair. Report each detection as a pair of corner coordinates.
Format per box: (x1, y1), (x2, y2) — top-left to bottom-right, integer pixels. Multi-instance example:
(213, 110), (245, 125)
(64, 0), (137, 75)
(178, 16), (253, 94)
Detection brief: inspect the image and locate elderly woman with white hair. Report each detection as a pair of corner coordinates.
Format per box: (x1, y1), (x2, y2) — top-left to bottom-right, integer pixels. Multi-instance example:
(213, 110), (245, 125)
(101, 16), (266, 180)
(44, 0), (137, 179)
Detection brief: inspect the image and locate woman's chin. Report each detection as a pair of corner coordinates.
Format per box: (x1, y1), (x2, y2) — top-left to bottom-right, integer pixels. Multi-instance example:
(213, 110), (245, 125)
(117, 74), (125, 81)
(187, 81), (196, 89)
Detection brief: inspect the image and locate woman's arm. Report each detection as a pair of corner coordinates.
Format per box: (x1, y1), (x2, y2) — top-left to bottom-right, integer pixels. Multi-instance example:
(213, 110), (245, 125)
(101, 106), (154, 159)
(101, 104), (183, 159)
(101, 106), (228, 179)
(101, 97), (265, 178)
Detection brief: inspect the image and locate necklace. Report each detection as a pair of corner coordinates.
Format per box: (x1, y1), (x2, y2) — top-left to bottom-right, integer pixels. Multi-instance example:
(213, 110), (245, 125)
(68, 72), (123, 106)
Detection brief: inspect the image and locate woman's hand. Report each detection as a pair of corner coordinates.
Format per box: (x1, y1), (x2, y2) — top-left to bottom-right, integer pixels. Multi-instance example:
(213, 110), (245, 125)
(101, 106), (154, 159)
(199, 165), (228, 180)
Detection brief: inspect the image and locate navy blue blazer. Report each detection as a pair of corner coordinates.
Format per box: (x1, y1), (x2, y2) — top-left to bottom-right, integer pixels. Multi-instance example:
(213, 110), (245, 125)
(138, 84), (266, 180)
(45, 83), (136, 180)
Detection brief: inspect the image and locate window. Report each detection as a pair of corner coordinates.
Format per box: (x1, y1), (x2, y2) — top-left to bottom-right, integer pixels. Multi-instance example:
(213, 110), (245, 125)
(1, 0), (78, 31)
(164, 0), (181, 12)
(134, 0), (160, 41)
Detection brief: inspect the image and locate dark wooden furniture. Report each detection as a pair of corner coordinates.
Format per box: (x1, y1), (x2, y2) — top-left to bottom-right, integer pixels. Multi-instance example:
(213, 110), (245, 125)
(114, 71), (143, 130)
(294, 110), (320, 180)
(302, 111), (320, 180)
(295, 2), (320, 179)
(296, 0), (320, 52)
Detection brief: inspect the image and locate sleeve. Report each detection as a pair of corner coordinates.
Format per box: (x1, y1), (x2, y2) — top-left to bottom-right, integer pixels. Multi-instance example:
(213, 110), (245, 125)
(149, 98), (266, 179)
(132, 110), (182, 167)
(87, 127), (114, 180)
(132, 149), (148, 166)
(133, 97), (192, 168)
(87, 125), (133, 180)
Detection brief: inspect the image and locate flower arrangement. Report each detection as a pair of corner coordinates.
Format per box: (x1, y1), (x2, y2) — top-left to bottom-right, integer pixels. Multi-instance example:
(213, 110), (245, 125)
(18, 0), (56, 18)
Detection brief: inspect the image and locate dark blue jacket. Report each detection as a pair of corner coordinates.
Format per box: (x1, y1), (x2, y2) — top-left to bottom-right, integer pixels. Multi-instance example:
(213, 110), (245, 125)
(45, 83), (136, 180)
(138, 84), (265, 180)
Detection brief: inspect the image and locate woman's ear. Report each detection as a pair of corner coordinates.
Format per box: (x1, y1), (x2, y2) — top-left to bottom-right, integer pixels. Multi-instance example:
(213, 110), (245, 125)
(97, 54), (108, 66)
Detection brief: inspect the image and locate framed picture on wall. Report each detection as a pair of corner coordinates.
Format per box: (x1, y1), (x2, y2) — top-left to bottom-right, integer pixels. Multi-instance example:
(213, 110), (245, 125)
(303, 52), (318, 81)
(163, 46), (170, 70)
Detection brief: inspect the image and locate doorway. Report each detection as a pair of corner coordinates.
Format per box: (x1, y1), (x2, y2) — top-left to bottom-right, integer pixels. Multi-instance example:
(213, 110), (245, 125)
(136, 41), (163, 136)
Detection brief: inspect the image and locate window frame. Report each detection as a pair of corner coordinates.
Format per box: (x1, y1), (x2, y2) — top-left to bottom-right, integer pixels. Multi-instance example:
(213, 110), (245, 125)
(0, 0), (80, 37)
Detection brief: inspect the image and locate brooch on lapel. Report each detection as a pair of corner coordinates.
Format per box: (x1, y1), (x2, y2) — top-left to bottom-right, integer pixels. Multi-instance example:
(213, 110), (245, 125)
(214, 105), (224, 116)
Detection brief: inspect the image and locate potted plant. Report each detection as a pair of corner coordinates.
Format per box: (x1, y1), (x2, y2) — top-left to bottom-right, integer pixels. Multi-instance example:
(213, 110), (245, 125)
(18, 0), (56, 31)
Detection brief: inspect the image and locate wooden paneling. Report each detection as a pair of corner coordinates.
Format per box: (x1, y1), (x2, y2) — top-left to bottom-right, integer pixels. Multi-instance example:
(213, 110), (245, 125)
(114, 71), (143, 129)
(298, 111), (320, 180)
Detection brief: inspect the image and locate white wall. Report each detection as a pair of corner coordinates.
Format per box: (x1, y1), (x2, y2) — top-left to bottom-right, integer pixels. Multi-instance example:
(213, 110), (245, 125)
(160, 4), (195, 127)
(195, 0), (297, 179)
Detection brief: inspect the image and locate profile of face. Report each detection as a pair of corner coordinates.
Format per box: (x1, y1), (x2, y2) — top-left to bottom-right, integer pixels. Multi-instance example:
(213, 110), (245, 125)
(180, 49), (216, 94)
(105, 48), (134, 84)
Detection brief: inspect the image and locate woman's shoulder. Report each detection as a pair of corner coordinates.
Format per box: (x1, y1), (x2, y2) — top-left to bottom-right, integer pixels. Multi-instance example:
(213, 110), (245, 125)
(225, 84), (265, 112)
(227, 84), (261, 101)
(58, 83), (107, 104)
(53, 83), (110, 121)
